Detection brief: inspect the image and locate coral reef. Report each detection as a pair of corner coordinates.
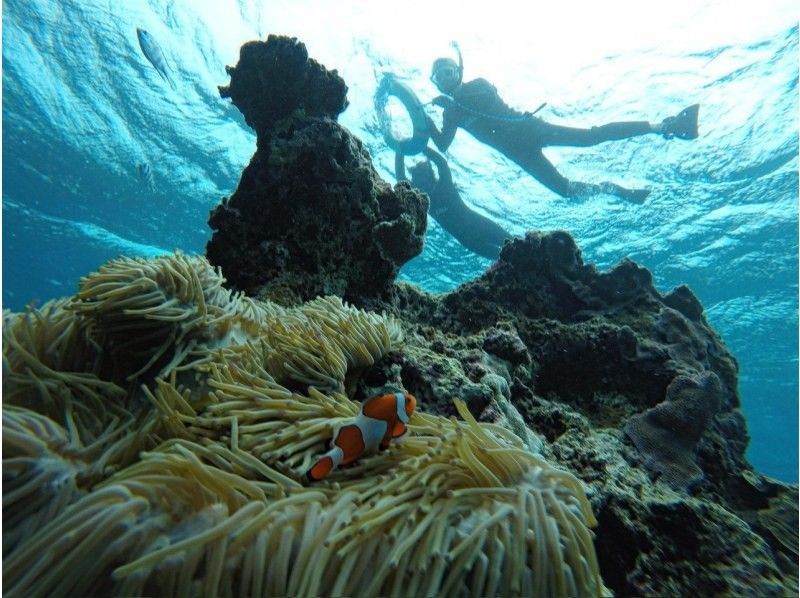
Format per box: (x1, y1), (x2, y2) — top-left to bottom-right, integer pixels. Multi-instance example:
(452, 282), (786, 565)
(201, 35), (795, 593)
(3, 253), (607, 597)
(379, 232), (796, 596)
(5, 34), (796, 598)
(208, 35), (427, 303)
(219, 35), (349, 141)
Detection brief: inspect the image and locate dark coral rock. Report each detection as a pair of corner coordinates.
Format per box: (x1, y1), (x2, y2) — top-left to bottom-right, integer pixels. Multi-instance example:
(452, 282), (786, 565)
(545, 426), (794, 596)
(510, 380), (592, 443)
(653, 305), (739, 409)
(429, 230), (674, 345)
(482, 325), (530, 366)
(529, 319), (675, 411)
(440, 230), (593, 323)
(597, 492), (789, 597)
(208, 101), (427, 302)
(753, 486), (799, 582)
(219, 35), (348, 141)
(209, 35), (426, 302)
(395, 332), (497, 419)
(443, 230), (664, 324)
(396, 230), (743, 495)
(663, 283), (705, 321)
(624, 371), (722, 489)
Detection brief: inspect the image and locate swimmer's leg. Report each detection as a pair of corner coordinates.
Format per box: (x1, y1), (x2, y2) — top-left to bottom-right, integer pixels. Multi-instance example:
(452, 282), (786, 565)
(535, 120), (654, 147)
(518, 150), (573, 197)
(569, 181), (651, 204)
(519, 150), (650, 203)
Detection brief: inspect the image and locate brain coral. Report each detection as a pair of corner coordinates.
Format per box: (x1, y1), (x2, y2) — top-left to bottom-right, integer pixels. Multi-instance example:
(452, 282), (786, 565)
(2, 252), (607, 597)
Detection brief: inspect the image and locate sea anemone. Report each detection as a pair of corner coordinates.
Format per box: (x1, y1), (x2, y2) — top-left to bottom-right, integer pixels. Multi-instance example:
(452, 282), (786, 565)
(2, 252), (607, 597)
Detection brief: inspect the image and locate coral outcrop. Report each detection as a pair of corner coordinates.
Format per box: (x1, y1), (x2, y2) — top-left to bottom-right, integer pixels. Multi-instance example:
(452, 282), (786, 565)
(207, 35), (427, 303)
(380, 232), (796, 596)
(395, 231), (745, 490)
(624, 370), (723, 489)
(219, 36), (349, 141)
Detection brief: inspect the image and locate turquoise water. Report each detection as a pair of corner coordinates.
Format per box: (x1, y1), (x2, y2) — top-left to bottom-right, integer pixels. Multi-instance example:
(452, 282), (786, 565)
(2, 0), (798, 482)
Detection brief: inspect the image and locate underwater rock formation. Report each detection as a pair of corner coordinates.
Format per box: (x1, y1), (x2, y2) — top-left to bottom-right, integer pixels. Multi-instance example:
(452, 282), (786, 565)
(394, 231), (745, 489)
(385, 231), (796, 595)
(219, 35), (349, 142)
(208, 35), (427, 303)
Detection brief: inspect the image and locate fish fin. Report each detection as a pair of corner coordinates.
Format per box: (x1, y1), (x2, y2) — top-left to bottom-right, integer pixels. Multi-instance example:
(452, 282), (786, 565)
(159, 69), (177, 90)
(307, 456), (335, 482)
(391, 421), (408, 438)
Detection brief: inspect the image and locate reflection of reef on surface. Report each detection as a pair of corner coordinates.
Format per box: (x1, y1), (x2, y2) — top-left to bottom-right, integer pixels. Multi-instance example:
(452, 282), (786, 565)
(4, 34), (796, 598)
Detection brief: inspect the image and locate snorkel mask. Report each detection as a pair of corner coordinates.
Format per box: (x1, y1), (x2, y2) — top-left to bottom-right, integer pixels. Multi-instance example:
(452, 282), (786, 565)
(430, 42), (463, 93)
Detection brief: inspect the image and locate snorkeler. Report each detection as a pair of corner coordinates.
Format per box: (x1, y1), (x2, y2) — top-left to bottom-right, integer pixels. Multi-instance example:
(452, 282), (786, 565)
(426, 45), (699, 204)
(396, 146), (510, 260)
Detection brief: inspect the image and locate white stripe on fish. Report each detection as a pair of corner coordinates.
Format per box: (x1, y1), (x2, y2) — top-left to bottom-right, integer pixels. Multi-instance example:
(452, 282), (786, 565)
(136, 28), (176, 89)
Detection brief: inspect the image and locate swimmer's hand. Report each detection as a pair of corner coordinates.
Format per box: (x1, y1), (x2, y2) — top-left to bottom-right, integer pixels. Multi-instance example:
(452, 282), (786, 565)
(432, 95), (454, 109)
(426, 115), (439, 132)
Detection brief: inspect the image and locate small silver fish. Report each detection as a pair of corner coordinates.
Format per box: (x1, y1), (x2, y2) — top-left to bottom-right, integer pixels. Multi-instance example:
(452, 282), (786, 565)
(137, 162), (155, 191)
(136, 28), (176, 89)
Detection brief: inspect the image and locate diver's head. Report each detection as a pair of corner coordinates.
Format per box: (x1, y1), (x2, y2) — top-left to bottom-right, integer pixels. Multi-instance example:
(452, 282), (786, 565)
(430, 57), (462, 94)
(408, 160), (436, 192)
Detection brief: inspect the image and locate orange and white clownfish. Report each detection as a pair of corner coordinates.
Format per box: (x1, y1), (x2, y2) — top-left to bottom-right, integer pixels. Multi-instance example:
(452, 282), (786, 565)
(306, 392), (416, 482)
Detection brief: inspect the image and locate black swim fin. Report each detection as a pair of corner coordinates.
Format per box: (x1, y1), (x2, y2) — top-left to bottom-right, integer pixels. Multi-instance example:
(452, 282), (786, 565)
(661, 104), (699, 140)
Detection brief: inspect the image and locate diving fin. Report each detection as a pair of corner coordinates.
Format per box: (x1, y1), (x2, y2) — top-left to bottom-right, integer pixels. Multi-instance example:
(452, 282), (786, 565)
(661, 104), (699, 140)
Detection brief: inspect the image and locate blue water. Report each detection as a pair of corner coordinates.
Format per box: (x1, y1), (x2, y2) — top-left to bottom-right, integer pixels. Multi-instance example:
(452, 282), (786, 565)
(3, 0), (798, 482)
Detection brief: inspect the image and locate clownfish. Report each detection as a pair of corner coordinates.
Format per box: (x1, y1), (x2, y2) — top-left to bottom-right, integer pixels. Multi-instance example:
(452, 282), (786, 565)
(307, 392), (416, 482)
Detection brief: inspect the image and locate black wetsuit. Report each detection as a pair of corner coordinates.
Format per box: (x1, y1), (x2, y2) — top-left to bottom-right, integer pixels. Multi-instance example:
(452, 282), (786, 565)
(396, 147), (510, 260)
(430, 79), (652, 201)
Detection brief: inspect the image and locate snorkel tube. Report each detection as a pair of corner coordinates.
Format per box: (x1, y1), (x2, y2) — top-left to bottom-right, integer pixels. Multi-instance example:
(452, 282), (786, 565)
(451, 41), (464, 86)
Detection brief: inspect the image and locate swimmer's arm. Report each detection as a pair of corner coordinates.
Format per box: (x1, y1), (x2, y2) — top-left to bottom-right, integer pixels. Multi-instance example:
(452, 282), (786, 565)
(394, 153), (407, 182)
(423, 147), (452, 187)
(428, 111), (458, 152)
